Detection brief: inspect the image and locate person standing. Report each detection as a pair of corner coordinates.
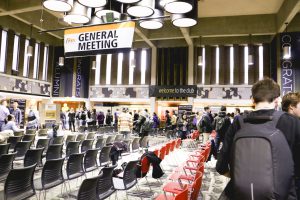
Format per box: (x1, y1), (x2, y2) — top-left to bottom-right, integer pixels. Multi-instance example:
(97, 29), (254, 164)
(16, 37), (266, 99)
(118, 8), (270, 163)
(171, 111), (177, 132)
(165, 110), (171, 129)
(60, 110), (67, 130)
(0, 99), (10, 131)
(97, 111), (105, 127)
(114, 109), (120, 127)
(81, 107), (87, 126)
(105, 110), (113, 126)
(26, 105), (39, 130)
(152, 112), (160, 136)
(91, 109), (97, 126)
(199, 106), (213, 144)
(118, 108), (133, 139)
(10, 101), (22, 127)
(68, 108), (75, 132)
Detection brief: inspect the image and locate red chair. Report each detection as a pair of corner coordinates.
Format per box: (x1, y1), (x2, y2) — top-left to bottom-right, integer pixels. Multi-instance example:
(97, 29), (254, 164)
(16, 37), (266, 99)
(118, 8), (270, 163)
(159, 146), (166, 161)
(175, 139), (182, 149)
(169, 140), (176, 152)
(165, 143), (171, 156)
(153, 149), (159, 157)
(155, 186), (188, 200)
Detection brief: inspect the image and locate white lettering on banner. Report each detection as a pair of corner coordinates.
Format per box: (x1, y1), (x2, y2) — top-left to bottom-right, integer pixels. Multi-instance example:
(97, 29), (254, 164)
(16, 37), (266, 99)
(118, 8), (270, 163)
(281, 34), (294, 96)
(64, 22), (135, 57)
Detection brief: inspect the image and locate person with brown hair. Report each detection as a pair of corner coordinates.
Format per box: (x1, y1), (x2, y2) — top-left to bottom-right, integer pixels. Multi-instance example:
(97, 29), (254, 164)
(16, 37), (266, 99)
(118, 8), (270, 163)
(282, 92), (300, 118)
(216, 77), (300, 199)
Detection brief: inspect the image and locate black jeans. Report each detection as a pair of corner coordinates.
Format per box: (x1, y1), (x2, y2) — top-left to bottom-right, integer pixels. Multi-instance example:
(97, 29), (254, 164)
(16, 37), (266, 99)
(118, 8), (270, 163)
(69, 121), (75, 132)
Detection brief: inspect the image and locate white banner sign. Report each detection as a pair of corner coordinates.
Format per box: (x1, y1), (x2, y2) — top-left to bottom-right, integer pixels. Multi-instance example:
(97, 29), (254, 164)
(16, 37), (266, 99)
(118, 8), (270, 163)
(64, 22), (135, 57)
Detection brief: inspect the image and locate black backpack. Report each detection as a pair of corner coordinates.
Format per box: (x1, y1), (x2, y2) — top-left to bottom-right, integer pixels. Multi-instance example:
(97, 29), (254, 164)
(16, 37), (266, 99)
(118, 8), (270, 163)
(215, 116), (226, 132)
(231, 111), (294, 200)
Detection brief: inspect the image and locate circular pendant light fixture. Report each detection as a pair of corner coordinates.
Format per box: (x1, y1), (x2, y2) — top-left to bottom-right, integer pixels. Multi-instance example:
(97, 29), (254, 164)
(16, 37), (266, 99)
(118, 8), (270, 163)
(43, 0), (73, 12)
(127, 0), (155, 17)
(171, 0), (197, 28)
(95, 1), (122, 22)
(64, 1), (92, 24)
(87, 15), (104, 25)
(164, 0), (193, 14)
(139, 9), (164, 29)
(116, 0), (141, 3)
(78, 0), (107, 8)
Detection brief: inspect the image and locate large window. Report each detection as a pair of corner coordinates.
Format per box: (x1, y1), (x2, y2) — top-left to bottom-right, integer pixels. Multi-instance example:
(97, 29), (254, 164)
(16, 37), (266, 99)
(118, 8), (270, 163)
(0, 30), (8, 72)
(42, 45), (49, 81)
(95, 55), (101, 85)
(33, 43), (40, 79)
(23, 39), (30, 77)
(12, 34), (20, 71)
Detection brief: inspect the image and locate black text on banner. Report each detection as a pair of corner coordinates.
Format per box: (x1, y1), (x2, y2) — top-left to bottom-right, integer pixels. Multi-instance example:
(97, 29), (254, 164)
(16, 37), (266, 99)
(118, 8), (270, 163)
(149, 85), (197, 97)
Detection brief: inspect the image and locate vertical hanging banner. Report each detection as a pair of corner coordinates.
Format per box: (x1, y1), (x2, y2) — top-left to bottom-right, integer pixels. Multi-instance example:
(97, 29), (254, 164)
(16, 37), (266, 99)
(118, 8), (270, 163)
(75, 58), (82, 98)
(64, 21), (135, 57)
(52, 63), (61, 97)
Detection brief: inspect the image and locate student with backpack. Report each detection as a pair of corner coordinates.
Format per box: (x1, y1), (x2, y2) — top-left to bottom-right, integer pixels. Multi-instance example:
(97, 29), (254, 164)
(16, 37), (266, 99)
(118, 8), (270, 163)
(199, 106), (213, 144)
(216, 78), (300, 200)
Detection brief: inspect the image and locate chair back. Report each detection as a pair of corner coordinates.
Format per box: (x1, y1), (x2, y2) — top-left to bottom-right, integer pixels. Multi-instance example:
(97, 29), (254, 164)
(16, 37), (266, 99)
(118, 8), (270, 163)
(114, 134), (123, 142)
(65, 135), (76, 146)
(36, 138), (50, 152)
(0, 143), (10, 156)
(86, 132), (95, 140)
(66, 141), (80, 158)
(176, 138), (182, 148)
(78, 126), (85, 133)
(24, 147), (44, 167)
(123, 140), (131, 153)
(81, 139), (94, 153)
(140, 156), (151, 176)
(153, 149), (159, 157)
(0, 153), (16, 181)
(165, 143), (171, 155)
(76, 134), (85, 142)
(99, 146), (111, 166)
(14, 141), (31, 158)
(38, 129), (48, 136)
(123, 160), (138, 189)
(66, 153), (85, 180)
(92, 125), (98, 132)
(170, 140), (176, 152)
(25, 129), (36, 135)
(51, 136), (64, 145)
(42, 158), (65, 189)
(77, 175), (99, 200)
(13, 131), (24, 137)
(22, 134), (35, 145)
(159, 146), (166, 160)
(190, 176), (203, 200)
(7, 136), (22, 149)
(174, 187), (188, 200)
(140, 136), (150, 148)
(87, 126), (93, 132)
(131, 137), (140, 152)
(84, 149), (98, 172)
(4, 164), (36, 200)
(105, 135), (115, 145)
(97, 165), (116, 199)
(95, 138), (106, 150)
(46, 144), (63, 160)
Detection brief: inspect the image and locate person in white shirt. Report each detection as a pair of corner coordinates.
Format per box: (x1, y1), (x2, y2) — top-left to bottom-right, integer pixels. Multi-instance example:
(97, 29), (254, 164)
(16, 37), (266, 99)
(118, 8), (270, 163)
(2, 114), (23, 132)
(0, 99), (10, 131)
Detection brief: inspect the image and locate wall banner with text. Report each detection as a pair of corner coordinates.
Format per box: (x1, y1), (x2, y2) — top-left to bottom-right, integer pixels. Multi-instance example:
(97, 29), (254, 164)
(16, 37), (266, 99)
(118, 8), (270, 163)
(64, 22), (135, 57)
(149, 85), (197, 97)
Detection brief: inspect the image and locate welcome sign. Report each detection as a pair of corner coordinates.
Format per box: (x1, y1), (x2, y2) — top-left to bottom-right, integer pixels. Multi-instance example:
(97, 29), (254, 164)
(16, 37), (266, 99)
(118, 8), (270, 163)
(64, 21), (135, 57)
(149, 85), (197, 97)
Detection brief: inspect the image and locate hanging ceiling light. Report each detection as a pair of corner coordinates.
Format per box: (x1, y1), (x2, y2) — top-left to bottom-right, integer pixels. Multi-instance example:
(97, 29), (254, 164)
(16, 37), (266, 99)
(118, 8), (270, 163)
(27, 24), (33, 57)
(78, 0), (107, 7)
(92, 61), (96, 70)
(59, 57), (64, 66)
(139, 9), (164, 29)
(283, 22), (291, 60)
(248, 34), (254, 65)
(95, 1), (122, 23)
(172, 0), (197, 27)
(116, 0), (141, 3)
(43, 0), (73, 12)
(198, 36), (203, 66)
(127, 0), (155, 17)
(164, 0), (193, 14)
(64, 1), (92, 24)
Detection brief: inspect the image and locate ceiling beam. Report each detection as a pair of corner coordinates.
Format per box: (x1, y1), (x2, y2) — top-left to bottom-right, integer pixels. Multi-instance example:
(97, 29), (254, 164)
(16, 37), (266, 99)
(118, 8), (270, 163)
(0, 6), (42, 16)
(134, 27), (155, 48)
(276, 0), (300, 32)
(180, 28), (193, 46)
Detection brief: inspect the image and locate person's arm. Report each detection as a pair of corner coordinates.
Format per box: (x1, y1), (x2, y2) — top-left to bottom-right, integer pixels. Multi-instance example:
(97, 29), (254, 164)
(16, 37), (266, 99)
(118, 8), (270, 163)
(216, 117), (240, 175)
(11, 122), (21, 132)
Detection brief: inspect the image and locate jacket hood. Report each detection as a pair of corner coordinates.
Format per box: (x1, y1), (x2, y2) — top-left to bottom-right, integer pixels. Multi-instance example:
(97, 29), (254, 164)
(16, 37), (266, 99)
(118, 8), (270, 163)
(218, 111), (227, 117)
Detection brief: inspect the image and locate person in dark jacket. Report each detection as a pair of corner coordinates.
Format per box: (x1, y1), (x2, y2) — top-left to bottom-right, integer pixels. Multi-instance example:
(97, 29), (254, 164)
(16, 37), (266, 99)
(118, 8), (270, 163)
(200, 106), (213, 144)
(165, 110), (171, 129)
(136, 151), (164, 179)
(105, 110), (113, 126)
(97, 111), (105, 127)
(216, 78), (300, 199)
(68, 108), (75, 132)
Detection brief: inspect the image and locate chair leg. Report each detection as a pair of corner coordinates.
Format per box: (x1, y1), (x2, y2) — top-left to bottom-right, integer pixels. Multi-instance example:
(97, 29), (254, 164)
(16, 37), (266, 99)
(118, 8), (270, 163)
(44, 190), (47, 200)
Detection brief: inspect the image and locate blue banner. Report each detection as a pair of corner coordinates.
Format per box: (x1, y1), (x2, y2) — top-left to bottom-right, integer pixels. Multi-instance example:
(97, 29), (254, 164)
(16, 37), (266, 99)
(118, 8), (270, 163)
(75, 58), (82, 97)
(52, 63), (61, 97)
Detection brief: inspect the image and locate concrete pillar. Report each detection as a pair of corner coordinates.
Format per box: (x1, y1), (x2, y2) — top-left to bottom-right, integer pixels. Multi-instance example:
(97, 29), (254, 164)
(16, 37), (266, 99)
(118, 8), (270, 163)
(188, 45), (194, 85)
(150, 47), (157, 113)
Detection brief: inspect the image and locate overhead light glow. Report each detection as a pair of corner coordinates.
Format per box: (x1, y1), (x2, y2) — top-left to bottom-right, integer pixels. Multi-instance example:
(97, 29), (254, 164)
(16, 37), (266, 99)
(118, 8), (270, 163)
(139, 9), (164, 29)
(164, 0), (193, 14)
(43, 0), (73, 12)
(283, 45), (291, 59)
(127, 0), (155, 17)
(64, 1), (91, 24)
(78, 0), (106, 8)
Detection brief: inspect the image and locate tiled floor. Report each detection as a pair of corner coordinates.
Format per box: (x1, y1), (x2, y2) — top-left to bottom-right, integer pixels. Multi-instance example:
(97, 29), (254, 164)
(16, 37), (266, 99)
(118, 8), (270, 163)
(0, 136), (228, 200)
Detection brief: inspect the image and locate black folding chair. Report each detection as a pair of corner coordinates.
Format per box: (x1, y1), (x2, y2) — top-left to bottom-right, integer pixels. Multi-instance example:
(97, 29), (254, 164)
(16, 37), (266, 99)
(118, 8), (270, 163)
(83, 149), (99, 173)
(0, 143), (10, 156)
(65, 141), (80, 158)
(97, 165), (117, 200)
(14, 141), (31, 160)
(45, 144), (63, 160)
(99, 146), (112, 167)
(95, 138), (106, 150)
(50, 136), (64, 145)
(0, 153), (16, 181)
(7, 136), (22, 150)
(81, 139), (94, 153)
(24, 147), (44, 168)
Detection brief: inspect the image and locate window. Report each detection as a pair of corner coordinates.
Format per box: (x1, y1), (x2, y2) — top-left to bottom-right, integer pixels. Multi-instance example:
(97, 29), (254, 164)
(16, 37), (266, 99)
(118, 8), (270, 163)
(0, 30), (8, 72)
(33, 43), (40, 79)
(244, 46), (249, 85)
(117, 53), (123, 85)
(106, 54), (112, 85)
(216, 47), (219, 85)
(201, 47), (205, 85)
(23, 39), (30, 77)
(12, 34), (20, 71)
(259, 45), (264, 80)
(42, 45), (49, 80)
(95, 54), (101, 85)
(129, 50), (135, 85)
(141, 50), (147, 85)
(230, 46), (234, 84)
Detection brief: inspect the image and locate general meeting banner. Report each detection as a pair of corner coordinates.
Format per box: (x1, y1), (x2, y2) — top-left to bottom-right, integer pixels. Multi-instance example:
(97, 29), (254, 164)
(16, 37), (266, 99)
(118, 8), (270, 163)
(149, 85), (197, 97)
(64, 22), (135, 57)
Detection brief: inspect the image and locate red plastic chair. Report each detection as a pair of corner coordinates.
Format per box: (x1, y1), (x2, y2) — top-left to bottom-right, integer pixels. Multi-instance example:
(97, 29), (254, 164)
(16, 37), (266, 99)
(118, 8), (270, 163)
(165, 143), (171, 156)
(155, 186), (188, 200)
(175, 138), (182, 149)
(169, 140), (176, 152)
(159, 146), (166, 160)
(153, 149), (159, 157)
